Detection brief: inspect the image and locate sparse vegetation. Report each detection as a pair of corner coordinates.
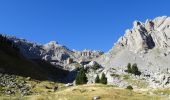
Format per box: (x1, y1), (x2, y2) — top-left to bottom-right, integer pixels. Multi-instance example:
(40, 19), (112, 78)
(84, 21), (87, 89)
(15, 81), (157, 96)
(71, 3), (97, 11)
(126, 79), (148, 88)
(1, 84), (166, 100)
(123, 74), (130, 80)
(111, 73), (120, 78)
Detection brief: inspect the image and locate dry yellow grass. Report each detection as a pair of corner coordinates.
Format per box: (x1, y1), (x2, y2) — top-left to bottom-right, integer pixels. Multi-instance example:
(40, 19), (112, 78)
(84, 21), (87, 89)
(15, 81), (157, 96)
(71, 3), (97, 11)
(23, 84), (167, 100)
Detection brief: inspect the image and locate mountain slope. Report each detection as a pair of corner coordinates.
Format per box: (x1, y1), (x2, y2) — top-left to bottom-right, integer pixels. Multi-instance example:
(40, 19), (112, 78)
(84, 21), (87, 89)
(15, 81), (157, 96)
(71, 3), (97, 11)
(97, 16), (170, 72)
(8, 37), (103, 68)
(0, 35), (68, 81)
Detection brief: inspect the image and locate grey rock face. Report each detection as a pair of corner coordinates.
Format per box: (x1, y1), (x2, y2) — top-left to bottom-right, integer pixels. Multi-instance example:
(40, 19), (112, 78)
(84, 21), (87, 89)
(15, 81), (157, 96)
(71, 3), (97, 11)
(97, 16), (170, 71)
(6, 36), (103, 68)
(95, 16), (170, 88)
(116, 16), (170, 53)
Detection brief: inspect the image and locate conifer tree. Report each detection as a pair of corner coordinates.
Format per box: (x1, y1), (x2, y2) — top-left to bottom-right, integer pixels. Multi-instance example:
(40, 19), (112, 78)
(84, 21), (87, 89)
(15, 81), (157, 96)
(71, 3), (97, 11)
(100, 73), (107, 84)
(75, 67), (88, 85)
(95, 75), (100, 83)
(127, 63), (132, 73)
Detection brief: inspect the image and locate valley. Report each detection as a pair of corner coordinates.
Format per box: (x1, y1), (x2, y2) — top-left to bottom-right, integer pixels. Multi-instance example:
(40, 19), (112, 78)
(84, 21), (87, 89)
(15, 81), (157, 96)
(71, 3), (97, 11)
(1, 16), (170, 100)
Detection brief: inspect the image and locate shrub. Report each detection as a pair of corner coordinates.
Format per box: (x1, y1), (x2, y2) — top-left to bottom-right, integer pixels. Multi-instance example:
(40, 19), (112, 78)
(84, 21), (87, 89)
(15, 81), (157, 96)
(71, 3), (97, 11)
(75, 67), (88, 85)
(95, 75), (100, 83)
(100, 73), (107, 84)
(126, 85), (133, 90)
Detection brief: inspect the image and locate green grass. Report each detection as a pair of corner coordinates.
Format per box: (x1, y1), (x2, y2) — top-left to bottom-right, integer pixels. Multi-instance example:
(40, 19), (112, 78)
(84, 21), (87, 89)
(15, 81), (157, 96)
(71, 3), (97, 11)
(111, 73), (120, 78)
(123, 74), (130, 80)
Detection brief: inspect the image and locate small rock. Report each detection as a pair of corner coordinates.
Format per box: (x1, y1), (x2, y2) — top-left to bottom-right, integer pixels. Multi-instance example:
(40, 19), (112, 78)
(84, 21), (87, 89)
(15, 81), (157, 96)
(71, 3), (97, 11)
(93, 96), (101, 100)
(65, 83), (73, 87)
(26, 77), (31, 80)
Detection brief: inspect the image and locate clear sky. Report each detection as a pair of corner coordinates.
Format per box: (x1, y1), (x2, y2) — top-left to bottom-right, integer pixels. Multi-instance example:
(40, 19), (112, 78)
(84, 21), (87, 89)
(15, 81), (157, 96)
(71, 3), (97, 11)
(0, 0), (170, 52)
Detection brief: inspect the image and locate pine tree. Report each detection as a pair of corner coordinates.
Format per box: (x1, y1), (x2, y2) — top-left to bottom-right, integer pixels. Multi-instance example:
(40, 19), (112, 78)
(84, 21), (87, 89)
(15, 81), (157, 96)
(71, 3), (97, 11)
(131, 63), (141, 75)
(131, 63), (138, 74)
(75, 67), (88, 85)
(100, 73), (107, 84)
(126, 63), (141, 75)
(95, 75), (100, 83)
(127, 63), (132, 73)
(75, 73), (81, 85)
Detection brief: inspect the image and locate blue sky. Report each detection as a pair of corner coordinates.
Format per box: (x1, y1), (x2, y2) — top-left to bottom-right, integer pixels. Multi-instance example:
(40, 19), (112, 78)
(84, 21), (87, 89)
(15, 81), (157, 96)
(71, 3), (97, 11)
(0, 0), (170, 52)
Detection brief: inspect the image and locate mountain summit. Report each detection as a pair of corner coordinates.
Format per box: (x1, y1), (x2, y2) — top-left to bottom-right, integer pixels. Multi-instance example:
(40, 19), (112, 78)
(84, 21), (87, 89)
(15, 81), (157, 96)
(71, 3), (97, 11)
(116, 16), (170, 53)
(97, 16), (170, 71)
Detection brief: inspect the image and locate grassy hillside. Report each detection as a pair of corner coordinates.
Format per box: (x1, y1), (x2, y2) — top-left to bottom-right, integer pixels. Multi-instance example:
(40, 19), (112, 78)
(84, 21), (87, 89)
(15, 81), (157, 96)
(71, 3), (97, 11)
(0, 50), (68, 81)
(1, 84), (167, 100)
(0, 35), (68, 81)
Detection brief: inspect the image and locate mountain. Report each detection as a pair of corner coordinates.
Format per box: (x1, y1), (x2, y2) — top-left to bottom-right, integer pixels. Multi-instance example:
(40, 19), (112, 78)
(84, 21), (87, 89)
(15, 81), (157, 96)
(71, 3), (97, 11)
(91, 16), (170, 89)
(97, 16), (170, 72)
(2, 16), (170, 98)
(0, 34), (68, 81)
(7, 36), (103, 69)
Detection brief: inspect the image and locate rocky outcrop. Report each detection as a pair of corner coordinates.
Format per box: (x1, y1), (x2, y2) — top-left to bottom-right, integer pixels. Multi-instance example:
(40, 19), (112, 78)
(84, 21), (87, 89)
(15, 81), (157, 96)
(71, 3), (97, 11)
(97, 16), (170, 71)
(6, 36), (103, 69)
(73, 49), (104, 62)
(95, 16), (170, 88)
(116, 16), (170, 53)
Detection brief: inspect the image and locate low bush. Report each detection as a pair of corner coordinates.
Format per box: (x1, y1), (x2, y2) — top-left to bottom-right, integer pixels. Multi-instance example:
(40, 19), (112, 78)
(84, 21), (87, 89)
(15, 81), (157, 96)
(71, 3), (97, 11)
(126, 85), (133, 90)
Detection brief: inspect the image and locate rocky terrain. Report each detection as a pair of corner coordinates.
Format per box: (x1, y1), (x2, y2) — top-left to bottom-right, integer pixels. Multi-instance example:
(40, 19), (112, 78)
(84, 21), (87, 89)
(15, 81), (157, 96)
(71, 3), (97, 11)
(7, 36), (103, 69)
(97, 16), (170, 70)
(95, 16), (170, 89)
(2, 16), (170, 99)
(0, 73), (32, 96)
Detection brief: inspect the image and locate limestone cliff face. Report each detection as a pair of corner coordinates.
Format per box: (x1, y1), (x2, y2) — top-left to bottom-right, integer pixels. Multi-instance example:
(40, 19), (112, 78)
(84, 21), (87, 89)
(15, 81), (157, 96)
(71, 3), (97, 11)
(116, 16), (170, 53)
(97, 16), (170, 71)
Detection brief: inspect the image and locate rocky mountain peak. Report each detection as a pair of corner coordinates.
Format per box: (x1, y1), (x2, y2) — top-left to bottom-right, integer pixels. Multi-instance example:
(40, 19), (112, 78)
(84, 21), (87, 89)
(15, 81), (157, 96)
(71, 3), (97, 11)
(115, 16), (170, 53)
(43, 41), (63, 50)
(96, 16), (170, 73)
